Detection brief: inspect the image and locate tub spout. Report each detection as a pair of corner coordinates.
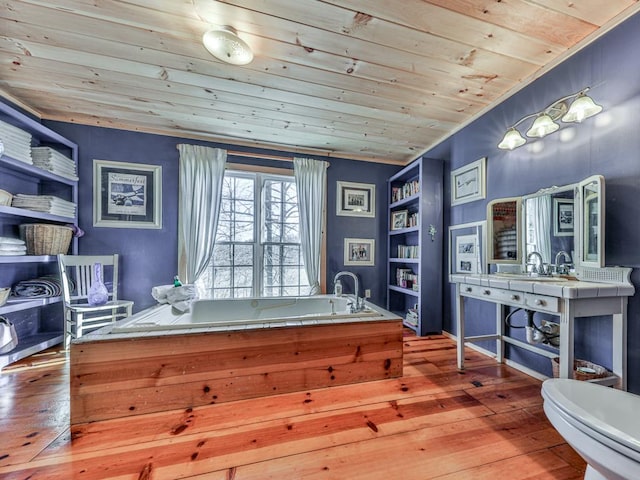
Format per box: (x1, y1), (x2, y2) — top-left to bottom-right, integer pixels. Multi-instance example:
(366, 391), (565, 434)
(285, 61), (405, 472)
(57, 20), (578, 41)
(333, 271), (363, 312)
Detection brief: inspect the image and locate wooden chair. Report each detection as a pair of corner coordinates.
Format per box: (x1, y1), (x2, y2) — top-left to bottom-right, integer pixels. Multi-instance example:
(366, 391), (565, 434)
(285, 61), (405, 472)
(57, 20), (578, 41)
(57, 254), (134, 349)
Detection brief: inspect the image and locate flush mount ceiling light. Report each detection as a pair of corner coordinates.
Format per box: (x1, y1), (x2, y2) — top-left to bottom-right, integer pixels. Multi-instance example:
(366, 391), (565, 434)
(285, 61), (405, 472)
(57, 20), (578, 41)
(202, 26), (253, 65)
(498, 87), (603, 150)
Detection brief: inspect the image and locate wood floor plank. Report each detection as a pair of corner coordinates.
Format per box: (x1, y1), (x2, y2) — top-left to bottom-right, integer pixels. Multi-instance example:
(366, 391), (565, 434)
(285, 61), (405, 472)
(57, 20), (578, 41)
(0, 329), (586, 479)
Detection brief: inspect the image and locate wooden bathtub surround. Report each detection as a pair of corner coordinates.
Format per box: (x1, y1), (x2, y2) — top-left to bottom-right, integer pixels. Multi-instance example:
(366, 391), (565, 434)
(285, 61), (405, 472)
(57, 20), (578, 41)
(1, 331), (586, 479)
(70, 320), (404, 425)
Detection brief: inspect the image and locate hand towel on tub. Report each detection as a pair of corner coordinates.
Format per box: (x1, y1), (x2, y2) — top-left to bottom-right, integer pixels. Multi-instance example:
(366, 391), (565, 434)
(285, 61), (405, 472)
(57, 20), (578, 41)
(151, 284), (197, 312)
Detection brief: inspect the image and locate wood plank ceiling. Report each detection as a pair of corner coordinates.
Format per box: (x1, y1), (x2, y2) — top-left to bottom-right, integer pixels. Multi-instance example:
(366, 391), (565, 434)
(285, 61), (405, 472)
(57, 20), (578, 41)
(2, 0), (639, 164)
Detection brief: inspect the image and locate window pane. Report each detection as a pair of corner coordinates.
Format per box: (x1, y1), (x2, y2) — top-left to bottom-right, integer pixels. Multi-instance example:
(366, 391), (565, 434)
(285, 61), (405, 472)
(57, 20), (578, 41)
(234, 267), (253, 288)
(234, 177), (254, 200)
(233, 221), (254, 242)
(213, 244), (232, 265)
(213, 267), (231, 288)
(283, 267), (300, 285)
(233, 244), (253, 266)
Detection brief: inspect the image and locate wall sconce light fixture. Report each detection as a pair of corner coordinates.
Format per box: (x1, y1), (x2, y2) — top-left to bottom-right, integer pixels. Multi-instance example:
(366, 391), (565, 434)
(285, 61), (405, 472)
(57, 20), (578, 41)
(498, 88), (603, 150)
(202, 25), (254, 65)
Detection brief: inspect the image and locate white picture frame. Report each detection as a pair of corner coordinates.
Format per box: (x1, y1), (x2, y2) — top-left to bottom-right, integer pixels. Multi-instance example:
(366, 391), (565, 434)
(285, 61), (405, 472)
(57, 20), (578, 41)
(336, 181), (375, 218)
(553, 198), (574, 237)
(448, 221), (487, 280)
(93, 159), (162, 229)
(344, 238), (375, 266)
(451, 157), (486, 206)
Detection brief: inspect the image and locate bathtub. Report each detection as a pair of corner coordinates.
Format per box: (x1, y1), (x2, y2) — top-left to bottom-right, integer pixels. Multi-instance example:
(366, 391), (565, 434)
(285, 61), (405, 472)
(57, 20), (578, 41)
(71, 295), (403, 426)
(111, 295), (383, 334)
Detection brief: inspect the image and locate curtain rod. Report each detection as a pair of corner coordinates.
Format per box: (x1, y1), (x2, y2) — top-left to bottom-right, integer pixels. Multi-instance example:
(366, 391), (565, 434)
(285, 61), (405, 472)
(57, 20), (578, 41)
(227, 150), (293, 162)
(176, 145), (330, 165)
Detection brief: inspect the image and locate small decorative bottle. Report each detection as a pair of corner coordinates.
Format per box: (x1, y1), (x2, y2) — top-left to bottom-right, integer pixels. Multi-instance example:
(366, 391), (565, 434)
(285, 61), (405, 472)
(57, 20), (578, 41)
(173, 275), (183, 287)
(88, 263), (109, 306)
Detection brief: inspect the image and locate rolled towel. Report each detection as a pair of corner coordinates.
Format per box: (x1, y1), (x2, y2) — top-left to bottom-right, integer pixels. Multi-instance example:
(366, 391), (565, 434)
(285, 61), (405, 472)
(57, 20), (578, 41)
(152, 284), (197, 312)
(151, 284), (173, 304)
(165, 285), (197, 304)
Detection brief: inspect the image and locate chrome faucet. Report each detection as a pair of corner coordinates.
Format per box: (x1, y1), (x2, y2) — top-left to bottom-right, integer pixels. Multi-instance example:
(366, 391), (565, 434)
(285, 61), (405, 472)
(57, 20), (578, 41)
(526, 251), (548, 275)
(333, 271), (363, 312)
(554, 250), (572, 274)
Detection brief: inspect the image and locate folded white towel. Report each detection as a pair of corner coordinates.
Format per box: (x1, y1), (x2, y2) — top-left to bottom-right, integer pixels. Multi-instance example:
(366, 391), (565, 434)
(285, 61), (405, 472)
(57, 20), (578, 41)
(0, 244), (26, 252)
(0, 237), (25, 245)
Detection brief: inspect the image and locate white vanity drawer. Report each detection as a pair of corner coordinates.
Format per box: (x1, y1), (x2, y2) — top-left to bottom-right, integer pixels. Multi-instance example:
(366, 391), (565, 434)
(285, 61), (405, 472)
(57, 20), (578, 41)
(524, 293), (559, 313)
(459, 283), (524, 306)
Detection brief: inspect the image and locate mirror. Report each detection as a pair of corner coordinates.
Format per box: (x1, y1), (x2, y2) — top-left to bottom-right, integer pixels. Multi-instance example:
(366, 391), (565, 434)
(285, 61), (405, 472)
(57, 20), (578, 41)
(487, 197), (521, 264)
(523, 185), (576, 268)
(521, 175), (605, 271)
(578, 175), (605, 267)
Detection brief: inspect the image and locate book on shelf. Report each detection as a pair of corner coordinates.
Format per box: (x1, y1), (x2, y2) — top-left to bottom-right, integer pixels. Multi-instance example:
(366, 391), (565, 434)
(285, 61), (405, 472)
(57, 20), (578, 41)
(397, 244), (419, 258)
(396, 268), (418, 289)
(391, 179), (420, 203)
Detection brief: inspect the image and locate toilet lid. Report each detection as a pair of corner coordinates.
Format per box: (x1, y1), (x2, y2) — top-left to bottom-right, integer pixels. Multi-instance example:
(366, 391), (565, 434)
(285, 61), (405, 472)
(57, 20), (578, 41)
(542, 379), (640, 454)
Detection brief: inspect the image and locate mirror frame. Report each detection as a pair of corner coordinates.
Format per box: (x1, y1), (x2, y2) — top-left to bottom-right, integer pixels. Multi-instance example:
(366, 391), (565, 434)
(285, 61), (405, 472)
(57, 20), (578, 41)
(577, 175), (605, 268)
(486, 196), (522, 265)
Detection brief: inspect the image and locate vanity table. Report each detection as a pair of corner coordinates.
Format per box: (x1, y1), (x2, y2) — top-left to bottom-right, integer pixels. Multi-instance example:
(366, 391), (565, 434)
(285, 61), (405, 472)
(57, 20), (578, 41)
(451, 174), (635, 390)
(451, 268), (634, 389)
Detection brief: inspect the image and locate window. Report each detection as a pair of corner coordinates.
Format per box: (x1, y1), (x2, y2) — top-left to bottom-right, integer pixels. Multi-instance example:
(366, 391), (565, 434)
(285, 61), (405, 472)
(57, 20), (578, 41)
(196, 170), (310, 298)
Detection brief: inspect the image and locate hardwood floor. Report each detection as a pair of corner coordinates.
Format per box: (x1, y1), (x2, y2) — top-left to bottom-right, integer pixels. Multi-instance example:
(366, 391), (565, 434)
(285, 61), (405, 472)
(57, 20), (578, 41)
(0, 331), (586, 479)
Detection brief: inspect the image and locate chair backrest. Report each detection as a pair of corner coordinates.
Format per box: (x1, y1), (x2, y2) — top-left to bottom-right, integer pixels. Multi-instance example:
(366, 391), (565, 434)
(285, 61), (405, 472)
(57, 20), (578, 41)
(57, 254), (122, 305)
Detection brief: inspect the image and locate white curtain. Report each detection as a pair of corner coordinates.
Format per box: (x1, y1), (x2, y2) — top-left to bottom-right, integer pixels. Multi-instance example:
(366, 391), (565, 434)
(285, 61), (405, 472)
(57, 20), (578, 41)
(293, 157), (328, 295)
(529, 195), (552, 263)
(178, 144), (226, 284)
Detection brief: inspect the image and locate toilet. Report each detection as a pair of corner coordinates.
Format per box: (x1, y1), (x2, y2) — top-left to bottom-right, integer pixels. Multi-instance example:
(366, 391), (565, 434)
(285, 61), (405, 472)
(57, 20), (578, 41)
(541, 379), (640, 480)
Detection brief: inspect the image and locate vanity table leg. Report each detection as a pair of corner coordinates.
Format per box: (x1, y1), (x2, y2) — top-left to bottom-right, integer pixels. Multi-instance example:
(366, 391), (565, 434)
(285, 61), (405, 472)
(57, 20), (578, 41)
(558, 299), (575, 379)
(612, 298), (627, 390)
(455, 283), (465, 370)
(496, 303), (505, 364)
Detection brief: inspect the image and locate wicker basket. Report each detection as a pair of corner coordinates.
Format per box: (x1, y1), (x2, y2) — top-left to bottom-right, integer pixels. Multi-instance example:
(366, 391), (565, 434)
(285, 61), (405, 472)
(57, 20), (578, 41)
(19, 224), (73, 255)
(551, 357), (610, 381)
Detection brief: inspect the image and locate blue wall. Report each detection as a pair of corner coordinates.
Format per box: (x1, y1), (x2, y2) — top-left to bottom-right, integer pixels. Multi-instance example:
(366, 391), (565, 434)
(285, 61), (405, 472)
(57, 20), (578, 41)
(43, 121), (399, 311)
(424, 11), (640, 392)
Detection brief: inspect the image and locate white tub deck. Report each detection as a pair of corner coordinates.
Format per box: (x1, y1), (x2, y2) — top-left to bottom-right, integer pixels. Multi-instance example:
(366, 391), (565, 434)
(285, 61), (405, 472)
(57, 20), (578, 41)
(87, 296), (394, 340)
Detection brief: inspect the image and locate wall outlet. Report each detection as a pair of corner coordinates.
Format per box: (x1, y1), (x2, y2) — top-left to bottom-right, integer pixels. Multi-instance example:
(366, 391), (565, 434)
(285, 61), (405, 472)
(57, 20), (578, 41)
(364, 289), (371, 298)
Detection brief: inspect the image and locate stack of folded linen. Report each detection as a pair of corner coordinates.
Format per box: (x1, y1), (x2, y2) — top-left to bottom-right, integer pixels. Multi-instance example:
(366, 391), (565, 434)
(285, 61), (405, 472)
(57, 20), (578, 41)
(0, 237), (26, 256)
(11, 194), (76, 218)
(0, 119), (33, 164)
(31, 147), (78, 181)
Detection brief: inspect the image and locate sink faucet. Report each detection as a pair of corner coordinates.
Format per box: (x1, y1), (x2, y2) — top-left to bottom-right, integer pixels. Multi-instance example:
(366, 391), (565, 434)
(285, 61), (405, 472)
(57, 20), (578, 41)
(333, 271), (363, 312)
(526, 251), (548, 275)
(554, 250), (572, 274)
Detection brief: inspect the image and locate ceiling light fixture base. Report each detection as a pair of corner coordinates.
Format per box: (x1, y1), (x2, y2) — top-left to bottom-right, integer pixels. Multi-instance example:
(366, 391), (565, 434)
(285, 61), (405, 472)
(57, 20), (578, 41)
(202, 25), (254, 65)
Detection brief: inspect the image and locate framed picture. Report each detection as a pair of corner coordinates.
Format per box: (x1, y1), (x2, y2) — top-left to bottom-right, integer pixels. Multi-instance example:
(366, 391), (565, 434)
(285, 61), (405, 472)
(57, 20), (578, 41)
(448, 221), (486, 280)
(344, 238), (375, 266)
(93, 159), (162, 229)
(336, 181), (375, 218)
(553, 198), (574, 236)
(451, 157), (486, 206)
(391, 210), (408, 230)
